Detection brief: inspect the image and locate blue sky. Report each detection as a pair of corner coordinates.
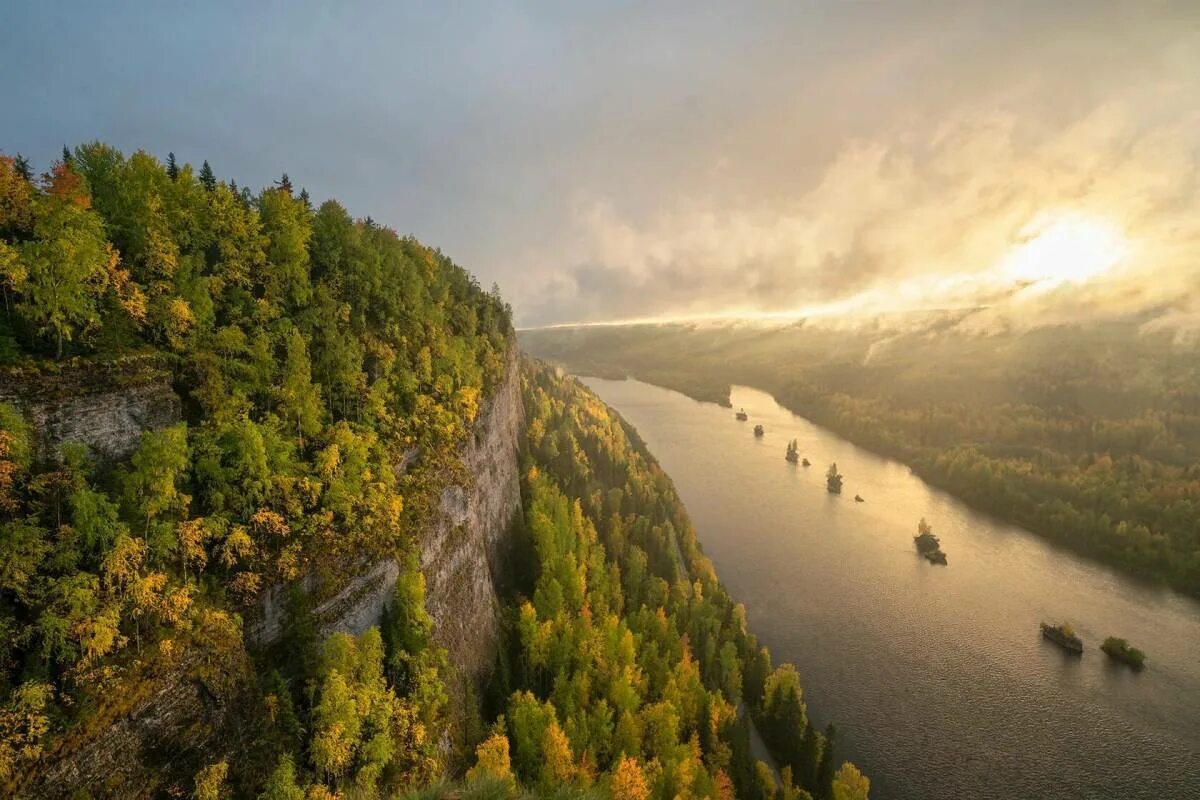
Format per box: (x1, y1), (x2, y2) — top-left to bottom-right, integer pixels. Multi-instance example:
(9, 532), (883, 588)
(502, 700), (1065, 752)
(3, 2), (1198, 328)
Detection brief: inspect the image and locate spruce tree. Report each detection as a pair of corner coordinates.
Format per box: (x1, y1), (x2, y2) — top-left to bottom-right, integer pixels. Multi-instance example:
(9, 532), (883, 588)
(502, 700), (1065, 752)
(166, 151), (179, 181)
(13, 153), (32, 181)
(199, 160), (216, 191)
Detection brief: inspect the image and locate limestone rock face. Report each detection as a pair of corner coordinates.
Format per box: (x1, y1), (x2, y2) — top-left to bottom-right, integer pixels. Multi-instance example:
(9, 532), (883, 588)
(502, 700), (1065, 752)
(16, 617), (254, 800)
(0, 357), (181, 462)
(419, 348), (525, 687)
(248, 349), (525, 678)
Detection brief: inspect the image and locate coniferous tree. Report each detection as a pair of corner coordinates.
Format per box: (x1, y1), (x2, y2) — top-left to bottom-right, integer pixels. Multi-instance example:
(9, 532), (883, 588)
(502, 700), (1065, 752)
(825, 463), (843, 494)
(276, 172), (293, 194)
(13, 154), (32, 182)
(60, 145), (73, 167)
(199, 160), (216, 191)
(166, 152), (179, 181)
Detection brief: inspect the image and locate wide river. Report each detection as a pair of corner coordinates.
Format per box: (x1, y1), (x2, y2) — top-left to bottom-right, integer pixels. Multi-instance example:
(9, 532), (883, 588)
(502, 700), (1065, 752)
(582, 376), (1200, 800)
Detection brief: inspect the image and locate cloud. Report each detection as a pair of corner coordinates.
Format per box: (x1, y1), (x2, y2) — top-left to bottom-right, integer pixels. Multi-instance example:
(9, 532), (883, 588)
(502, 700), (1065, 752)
(515, 98), (1200, 334)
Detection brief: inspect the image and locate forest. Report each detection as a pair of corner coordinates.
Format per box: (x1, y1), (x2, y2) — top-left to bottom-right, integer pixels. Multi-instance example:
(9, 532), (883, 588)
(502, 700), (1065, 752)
(0, 145), (510, 796)
(520, 321), (1200, 598)
(0, 146), (867, 799)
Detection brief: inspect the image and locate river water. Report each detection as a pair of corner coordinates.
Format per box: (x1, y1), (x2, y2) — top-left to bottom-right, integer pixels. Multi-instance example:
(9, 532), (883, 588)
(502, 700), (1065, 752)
(582, 376), (1200, 800)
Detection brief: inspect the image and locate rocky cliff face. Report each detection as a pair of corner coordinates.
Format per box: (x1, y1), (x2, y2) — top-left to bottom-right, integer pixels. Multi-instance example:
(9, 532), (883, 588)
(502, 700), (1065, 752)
(0, 356), (181, 462)
(249, 349), (525, 687)
(419, 347), (525, 688)
(16, 612), (253, 800)
(17, 352), (525, 798)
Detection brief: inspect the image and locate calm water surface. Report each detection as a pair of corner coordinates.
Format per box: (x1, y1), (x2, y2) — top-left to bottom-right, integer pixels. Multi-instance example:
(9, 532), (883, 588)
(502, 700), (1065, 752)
(583, 376), (1200, 800)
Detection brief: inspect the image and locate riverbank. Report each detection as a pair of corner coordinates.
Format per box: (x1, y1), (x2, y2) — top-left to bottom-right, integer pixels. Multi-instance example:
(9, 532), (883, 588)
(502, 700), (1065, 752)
(566, 363), (1199, 601)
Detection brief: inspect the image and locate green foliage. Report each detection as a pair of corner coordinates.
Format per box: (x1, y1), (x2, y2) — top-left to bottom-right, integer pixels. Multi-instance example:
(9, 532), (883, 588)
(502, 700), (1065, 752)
(258, 755), (305, 800)
(761, 665), (807, 773)
(0, 142), (511, 796)
(1100, 636), (1146, 669)
(830, 762), (869, 800)
(13, 190), (114, 357)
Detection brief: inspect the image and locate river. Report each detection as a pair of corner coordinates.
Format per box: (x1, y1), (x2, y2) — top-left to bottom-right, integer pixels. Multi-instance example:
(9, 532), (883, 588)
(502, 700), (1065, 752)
(581, 376), (1200, 800)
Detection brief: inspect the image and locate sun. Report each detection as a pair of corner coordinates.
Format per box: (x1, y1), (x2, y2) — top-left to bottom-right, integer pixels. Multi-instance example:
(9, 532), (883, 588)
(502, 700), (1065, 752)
(999, 212), (1130, 288)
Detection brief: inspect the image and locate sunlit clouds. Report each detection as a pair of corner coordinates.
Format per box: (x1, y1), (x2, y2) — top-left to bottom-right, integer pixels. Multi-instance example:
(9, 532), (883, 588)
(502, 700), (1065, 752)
(998, 213), (1130, 288)
(517, 101), (1200, 337)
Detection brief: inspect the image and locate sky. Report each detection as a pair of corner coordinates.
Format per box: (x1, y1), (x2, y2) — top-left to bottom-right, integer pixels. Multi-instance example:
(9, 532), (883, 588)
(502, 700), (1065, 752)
(3, 1), (1200, 333)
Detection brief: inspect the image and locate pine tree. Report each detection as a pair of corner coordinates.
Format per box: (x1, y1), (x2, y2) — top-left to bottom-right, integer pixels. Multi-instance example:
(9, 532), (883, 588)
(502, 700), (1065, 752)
(13, 154), (32, 181)
(61, 145), (73, 167)
(166, 152), (179, 181)
(826, 463), (843, 494)
(298, 187), (311, 208)
(199, 160), (216, 191)
(276, 172), (293, 194)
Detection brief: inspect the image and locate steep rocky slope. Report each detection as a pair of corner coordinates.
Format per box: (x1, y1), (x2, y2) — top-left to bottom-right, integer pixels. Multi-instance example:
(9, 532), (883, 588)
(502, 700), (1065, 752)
(13, 352), (525, 799)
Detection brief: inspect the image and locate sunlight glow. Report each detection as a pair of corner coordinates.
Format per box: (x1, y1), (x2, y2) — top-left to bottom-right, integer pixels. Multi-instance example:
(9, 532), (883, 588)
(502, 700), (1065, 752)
(520, 210), (1141, 331)
(999, 213), (1130, 288)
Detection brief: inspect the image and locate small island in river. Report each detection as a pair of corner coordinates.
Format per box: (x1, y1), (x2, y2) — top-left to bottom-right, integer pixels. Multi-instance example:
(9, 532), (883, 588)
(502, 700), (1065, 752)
(754, 423), (764, 437)
(736, 407), (749, 420)
(914, 518), (947, 564)
(826, 462), (844, 494)
(785, 439), (800, 463)
(1101, 637), (1146, 670)
(1041, 622), (1084, 654)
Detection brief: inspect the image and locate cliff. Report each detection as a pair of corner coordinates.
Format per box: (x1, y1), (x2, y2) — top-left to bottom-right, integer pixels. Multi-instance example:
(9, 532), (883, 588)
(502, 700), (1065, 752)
(419, 346), (525, 688)
(15, 611), (253, 800)
(0, 354), (181, 462)
(249, 348), (525, 682)
(14, 351), (525, 798)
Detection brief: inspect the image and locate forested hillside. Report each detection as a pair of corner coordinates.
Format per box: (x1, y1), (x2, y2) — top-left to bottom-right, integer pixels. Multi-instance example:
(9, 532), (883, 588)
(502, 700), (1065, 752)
(521, 322), (1200, 597)
(0, 145), (511, 796)
(479, 361), (867, 800)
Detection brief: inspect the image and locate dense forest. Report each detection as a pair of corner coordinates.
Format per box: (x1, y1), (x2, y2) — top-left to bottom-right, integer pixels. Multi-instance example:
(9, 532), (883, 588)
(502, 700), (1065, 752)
(521, 321), (1200, 597)
(0, 147), (866, 799)
(488, 361), (867, 800)
(0, 145), (510, 796)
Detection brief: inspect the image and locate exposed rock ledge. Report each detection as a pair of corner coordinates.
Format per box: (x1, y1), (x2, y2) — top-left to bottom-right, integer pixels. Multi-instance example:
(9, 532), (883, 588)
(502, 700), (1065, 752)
(0, 355), (181, 462)
(419, 347), (525, 688)
(249, 348), (524, 691)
